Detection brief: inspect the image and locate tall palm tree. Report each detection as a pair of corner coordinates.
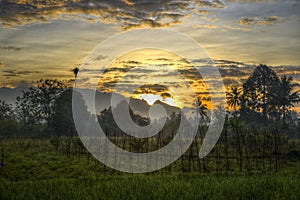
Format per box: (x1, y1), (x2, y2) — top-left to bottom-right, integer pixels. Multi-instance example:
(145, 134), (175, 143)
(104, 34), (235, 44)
(196, 98), (208, 120)
(196, 98), (208, 172)
(226, 86), (243, 114)
(72, 67), (79, 79)
(276, 75), (300, 124)
(72, 67), (79, 88)
(226, 87), (243, 171)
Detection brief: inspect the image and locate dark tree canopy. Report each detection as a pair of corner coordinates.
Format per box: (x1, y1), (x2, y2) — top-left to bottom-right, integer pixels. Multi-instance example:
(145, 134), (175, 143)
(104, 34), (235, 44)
(243, 64), (280, 120)
(53, 89), (75, 136)
(275, 76), (300, 124)
(0, 100), (13, 120)
(98, 103), (150, 137)
(16, 79), (66, 131)
(53, 89), (89, 136)
(226, 86), (243, 114)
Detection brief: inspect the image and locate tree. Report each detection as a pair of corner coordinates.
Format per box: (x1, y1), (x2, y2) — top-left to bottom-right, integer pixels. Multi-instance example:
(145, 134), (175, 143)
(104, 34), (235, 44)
(72, 67), (80, 88)
(53, 89), (89, 136)
(275, 75), (300, 125)
(243, 64), (280, 121)
(0, 100), (18, 138)
(53, 89), (75, 136)
(226, 86), (243, 115)
(196, 98), (208, 120)
(72, 67), (79, 79)
(0, 100), (13, 120)
(226, 86), (244, 170)
(16, 79), (66, 133)
(98, 102), (150, 137)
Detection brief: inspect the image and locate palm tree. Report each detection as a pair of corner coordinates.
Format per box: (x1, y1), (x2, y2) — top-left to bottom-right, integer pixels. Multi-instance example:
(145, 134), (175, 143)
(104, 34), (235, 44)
(196, 98), (208, 120)
(72, 67), (79, 88)
(226, 86), (243, 115)
(72, 67), (79, 79)
(226, 87), (244, 171)
(196, 98), (208, 172)
(276, 75), (300, 124)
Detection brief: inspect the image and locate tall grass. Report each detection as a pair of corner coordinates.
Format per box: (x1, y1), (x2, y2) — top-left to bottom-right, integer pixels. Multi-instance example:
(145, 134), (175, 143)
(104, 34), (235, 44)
(1, 173), (299, 200)
(0, 139), (299, 199)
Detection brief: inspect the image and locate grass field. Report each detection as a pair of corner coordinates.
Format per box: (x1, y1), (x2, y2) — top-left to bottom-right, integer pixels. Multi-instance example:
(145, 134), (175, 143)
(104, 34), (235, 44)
(1, 173), (299, 200)
(0, 139), (299, 199)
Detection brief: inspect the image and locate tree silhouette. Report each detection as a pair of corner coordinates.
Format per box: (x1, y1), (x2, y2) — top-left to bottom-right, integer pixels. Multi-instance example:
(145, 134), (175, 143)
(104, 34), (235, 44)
(98, 103), (150, 137)
(16, 79), (66, 133)
(53, 89), (89, 136)
(276, 75), (300, 125)
(53, 89), (75, 136)
(0, 100), (13, 120)
(196, 98), (208, 120)
(72, 67), (79, 79)
(243, 64), (280, 122)
(226, 86), (243, 115)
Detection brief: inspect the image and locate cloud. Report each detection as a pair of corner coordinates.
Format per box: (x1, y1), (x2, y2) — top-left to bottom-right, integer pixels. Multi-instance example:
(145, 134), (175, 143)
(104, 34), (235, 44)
(122, 0), (136, 6)
(192, 9), (209, 15)
(238, 16), (284, 26)
(257, 16), (284, 25)
(193, 24), (217, 29)
(2, 69), (42, 77)
(223, 24), (251, 32)
(0, 61), (4, 68)
(195, 0), (226, 8)
(94, 55), (108, 61)
(0, 45), (21, 51)
(135, 84), (169, 94)
(214, 59), (246, 66)
(238, 17), (257, 25)
(0, 0), (226, 29)
(201, 16), (219, 22)
(227, 0), (278, 3)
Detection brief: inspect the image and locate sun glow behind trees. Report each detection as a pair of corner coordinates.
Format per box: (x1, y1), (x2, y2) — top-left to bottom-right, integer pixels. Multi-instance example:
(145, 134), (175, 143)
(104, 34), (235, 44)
(95, 48), (213, 110)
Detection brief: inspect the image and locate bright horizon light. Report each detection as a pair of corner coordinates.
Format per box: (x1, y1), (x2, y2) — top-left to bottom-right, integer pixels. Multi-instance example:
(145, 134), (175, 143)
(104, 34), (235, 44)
(137, 94), (179, 108)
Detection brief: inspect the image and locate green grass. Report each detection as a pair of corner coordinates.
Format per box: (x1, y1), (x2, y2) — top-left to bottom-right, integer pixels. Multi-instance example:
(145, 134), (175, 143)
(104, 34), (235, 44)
(1, 173), (299, 200)
(0, 139), (299, 199)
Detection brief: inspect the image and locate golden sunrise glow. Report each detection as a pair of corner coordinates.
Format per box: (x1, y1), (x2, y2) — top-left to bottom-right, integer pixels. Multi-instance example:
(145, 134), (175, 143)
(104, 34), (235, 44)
(134, 94), (179, 107)
(96, 48), (212, 108)
(0, 0), (299, 112)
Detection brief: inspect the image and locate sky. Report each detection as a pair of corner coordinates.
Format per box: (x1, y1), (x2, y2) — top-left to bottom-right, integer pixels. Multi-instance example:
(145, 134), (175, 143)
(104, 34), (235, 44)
(0, 0), (299, 111)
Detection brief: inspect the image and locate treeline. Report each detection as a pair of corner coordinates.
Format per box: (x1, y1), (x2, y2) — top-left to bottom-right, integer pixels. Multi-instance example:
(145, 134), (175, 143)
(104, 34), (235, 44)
(0, 79), (79, 138)
(0, 64), (299, 139)
(227, 64), (300, 129)
(0, 64), (299, 173)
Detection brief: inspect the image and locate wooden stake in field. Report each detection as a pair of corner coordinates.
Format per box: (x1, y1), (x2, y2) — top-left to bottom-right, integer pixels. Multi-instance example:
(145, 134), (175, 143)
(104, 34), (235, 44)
(0, 138), (4, 174)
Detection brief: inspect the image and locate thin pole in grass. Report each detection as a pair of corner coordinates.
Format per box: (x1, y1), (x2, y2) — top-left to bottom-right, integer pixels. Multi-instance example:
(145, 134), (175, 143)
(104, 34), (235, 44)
(0, 137), (4, 174)
(194, 131), (201, 172)
(262, 129), (266, 172)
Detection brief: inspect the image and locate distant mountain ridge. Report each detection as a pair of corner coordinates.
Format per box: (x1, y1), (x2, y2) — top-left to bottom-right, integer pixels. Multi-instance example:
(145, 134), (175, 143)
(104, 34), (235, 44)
(0, 86), (28, 106)
(128, 98), (180, 118)
(0, 87), (181, 117)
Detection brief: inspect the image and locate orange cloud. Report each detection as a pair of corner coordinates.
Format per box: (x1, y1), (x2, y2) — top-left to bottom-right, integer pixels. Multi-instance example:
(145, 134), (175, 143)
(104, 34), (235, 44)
(0, 0), (226, 30)
(193, 24), (217, 29)
(238, 16), (284, 26)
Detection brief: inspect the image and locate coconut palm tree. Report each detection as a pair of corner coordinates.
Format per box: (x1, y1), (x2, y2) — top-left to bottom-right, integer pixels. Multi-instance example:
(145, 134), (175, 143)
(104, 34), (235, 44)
(72, 67), (79, 88)
(226, 86), (243, 115)
(196, 98), (208, 120)
(276, 75), (300, 124)
(226, 87), (244, 171)
(72, 67), (79, 79)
